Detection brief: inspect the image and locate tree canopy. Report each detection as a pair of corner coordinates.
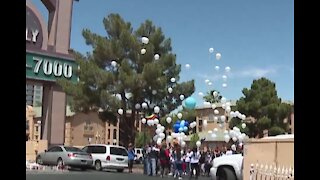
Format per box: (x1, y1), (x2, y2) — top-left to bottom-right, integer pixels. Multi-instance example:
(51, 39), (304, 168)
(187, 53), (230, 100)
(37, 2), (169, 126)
(58, 13), (195, 145)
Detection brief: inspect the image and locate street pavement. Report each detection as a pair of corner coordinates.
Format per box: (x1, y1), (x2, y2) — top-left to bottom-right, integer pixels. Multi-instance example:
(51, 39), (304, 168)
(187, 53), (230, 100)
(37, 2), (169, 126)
(26, 169), (212, 180)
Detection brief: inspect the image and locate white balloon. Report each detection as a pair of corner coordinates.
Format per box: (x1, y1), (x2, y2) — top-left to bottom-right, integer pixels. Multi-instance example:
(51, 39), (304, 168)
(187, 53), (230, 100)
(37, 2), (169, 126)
(181, 141), (186, 147)
(185, 64), (191, 69)
(231, 144), (236, 151)
(180, 95), (185, 100)
(213, 91), (218, 97)
(222, 75), (227, 81)
(220, 115), (226, 122)
(215, 66), (220, 71)
(242, 114), (246, 120)
(135, 103), (141, 109)
(205, 79), (210, 84)
(222, 83), (227, 88)
(225, 106), (231, 113)
(208, 130), (213, 134)
(213, 116), (218, 122)
(147, 120), (152, 126)
(211, 133), (217, 139)
(222, 104), (226, 109)
(157, 139), (162, 146)
(211, 104), (217, 109)
(242, 123), (247, 129)
(152, 90), (157, 95)
(166, 136), (172, 142)
(221, 97), (227, 104)
(230, 111), (235, 118)
(224, 135), (230, 143)
(214, 109), (219, 115)
(208, 82), (212, 86)
(160, 126), (165, 132)
(154, 118), (159, 124)
(166, 117), (172, 124)
(170, 78), (176, 83)
(235, 111), (240, 117)
(141, 48), (146, 55)
(216, 53), (222, 60)
(141, 37), (149, 44)
(209, 47), (214, 53)
(154, 106), (160, 113)
(111, 61), (117, 67)
(203, 120), (208, 127)
(226, 102), (231, 107)
(118, 108), (123, 115)
(154, 54), (160, 60)
(224, 130), (229, 134)
(157, 124), (162, 129)
(198, 92), (204, 96)
(142, 102), (148, 109)
(225, 66), (231, 72)
(141, 118), (146, 124)
(177, 113), (183, 119)
(213, 128), (218, 132)
(203, 101), (211, 108)
(168, 87), (173, 93)
(219, 123), (224, 128)
(232, 136), (238, 142)
(159, 133), (165, 139)
(196, 141), (201, 147)
(156, 128), (161, 134)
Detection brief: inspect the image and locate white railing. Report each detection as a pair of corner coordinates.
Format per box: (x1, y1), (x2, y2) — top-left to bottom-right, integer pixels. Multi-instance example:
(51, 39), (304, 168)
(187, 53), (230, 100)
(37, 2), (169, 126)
(249, 163), (294, 180)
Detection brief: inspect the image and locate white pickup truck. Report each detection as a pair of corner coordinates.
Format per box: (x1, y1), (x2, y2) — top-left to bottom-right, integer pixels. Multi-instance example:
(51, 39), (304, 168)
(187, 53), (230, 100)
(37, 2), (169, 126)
(210, 154), (243, 180)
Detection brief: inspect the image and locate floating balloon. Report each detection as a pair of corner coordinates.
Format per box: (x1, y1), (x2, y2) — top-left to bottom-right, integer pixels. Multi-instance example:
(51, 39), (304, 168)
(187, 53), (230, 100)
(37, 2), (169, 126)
(198, 92), (204, 96)
(235, 111), (240, 117)
(168, 87), (173, 94)
(211, 104), (217, 109)
(214, 116), (218, 122)
(215, 66), (220, 71)
(177, 113), (183, 119)
(219, 123), (224, 128)
(208, 130), (213, 134)
(141, 118), (146, 124)
(185, 64), (191, 70)
(184, 97), (196, 109)
(166, 136), (172, 142)
(222, 83), (227, 88)
(181, 141), (186, 147)
(216, 53), (221, 60)
(225, 66), (231, 72)
(208, 82), (212, 86)
(141, 37), (149, 44)
(157, 139), (162, 146)
(231, 144), (236, 151)
(214, 109), (219, 115)
(156, 128), (161, 134)
(152, 90), (157, 95)
(154, 54), (160, 60)
(203, 120), (208, 128)
(222, 75), (227, 81)
(183, 126), (188, 132)
(242, 123), (246, 129)
(205, 79), (210, 84)
(135, 103), (141, 109)
(159, 133), (165, 139)
(142, 102), (148, 109)
(213, 91), (218, 97)
(166, 117), (172, 124)
(209, 47), (214, 53)
(224, 135), (230, 143)
(141, 48), (146, 55)
(230, 111), (235, 118)
(241, 115), (246, 120)
(111, 61), (117, 67)
(118, 108), (123, 115)
(170, 78), (176, 83)
(196, 141), (201, 147)
(178, 127), (183, 132)
(226, 102), (231, 107)
(154, 106), (160, 113)
(222, 104), (226, 109)
(154, 118), (159, 125)
(213, 128), (218, 132)
(226, 106), (231, 113)
(220, 116), (226, 122)
(211, 133), (217, 139)
(180, 95), (185, 100)
(221, 97), (227, 104)
(232, 136), (238, 142)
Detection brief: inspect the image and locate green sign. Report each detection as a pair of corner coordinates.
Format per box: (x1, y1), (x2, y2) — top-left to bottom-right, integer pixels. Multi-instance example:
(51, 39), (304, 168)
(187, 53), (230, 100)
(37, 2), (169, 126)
(26, 52), (78, 83)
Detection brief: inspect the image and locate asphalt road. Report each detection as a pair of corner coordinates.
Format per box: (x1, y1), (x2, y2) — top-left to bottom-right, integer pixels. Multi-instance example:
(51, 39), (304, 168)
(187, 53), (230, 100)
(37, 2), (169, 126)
(26, 170), (212, 180)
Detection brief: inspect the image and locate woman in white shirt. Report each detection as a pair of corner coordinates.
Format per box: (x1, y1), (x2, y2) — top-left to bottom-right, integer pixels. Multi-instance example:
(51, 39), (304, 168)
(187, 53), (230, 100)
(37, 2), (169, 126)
(189, 147), (201, 179)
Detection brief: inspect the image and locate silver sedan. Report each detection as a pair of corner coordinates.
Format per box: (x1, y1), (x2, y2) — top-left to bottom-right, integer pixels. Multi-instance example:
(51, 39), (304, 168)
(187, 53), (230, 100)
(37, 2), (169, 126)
(36, 145), (93, 170)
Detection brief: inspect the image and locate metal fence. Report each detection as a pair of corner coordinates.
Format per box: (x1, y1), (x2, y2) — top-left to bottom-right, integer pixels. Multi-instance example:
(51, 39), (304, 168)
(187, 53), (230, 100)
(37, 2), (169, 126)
(249, 163), (294, 180)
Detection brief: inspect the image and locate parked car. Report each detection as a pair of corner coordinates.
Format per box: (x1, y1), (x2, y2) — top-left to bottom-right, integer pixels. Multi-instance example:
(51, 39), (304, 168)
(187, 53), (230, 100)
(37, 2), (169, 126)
(36, 145), (93, 170)
(82, 144), (128, 172)
(210, 154), (243, 180)
(134, 148), (143, 164)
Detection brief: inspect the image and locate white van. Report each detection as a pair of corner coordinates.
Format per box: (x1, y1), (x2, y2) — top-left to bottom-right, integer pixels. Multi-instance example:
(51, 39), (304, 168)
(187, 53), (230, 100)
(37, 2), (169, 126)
(82, 144), (128, 172)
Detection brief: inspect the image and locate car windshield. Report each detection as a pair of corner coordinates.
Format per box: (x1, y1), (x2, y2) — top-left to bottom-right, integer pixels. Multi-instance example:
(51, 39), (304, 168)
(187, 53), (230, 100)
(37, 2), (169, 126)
(64, 147), (83, 152)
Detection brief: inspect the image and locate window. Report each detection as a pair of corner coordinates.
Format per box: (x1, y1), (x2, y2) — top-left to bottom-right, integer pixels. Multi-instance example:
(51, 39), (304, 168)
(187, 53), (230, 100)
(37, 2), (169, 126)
(91, 146), (106, 154)
(209, 114), (214, 121)
(48, 146), (63, 152)
(113, 129), (117, 139)
(108, 129), (110, 139)
(64, 146), (83, 152)
(35, 126), (39, 132)
(84, 120), (93, 131)
(110, 147), (128, 156)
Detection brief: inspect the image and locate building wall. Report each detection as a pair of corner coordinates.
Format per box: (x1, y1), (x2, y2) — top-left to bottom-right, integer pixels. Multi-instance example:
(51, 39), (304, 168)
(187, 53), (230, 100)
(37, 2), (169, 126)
(243, 138), (294, 180)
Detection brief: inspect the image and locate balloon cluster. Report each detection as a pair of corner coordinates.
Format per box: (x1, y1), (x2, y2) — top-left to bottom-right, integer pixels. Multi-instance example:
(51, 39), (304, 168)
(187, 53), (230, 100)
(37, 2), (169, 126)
(173, 120), (189, 133)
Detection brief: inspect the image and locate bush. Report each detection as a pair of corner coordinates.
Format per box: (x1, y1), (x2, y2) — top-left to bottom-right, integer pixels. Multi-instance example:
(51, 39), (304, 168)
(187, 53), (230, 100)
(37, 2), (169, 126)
(268, 126), (285, 136)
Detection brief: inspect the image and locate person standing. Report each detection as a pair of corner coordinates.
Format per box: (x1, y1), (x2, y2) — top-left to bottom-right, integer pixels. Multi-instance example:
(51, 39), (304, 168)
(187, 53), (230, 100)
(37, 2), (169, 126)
(159, 144), (170, 178)
(127, 143), (135, 173)
(189, 147), (201, 179)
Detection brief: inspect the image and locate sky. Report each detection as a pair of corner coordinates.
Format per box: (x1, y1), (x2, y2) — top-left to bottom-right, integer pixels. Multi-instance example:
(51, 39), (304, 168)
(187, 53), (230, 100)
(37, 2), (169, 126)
(31, 0), (294, 107)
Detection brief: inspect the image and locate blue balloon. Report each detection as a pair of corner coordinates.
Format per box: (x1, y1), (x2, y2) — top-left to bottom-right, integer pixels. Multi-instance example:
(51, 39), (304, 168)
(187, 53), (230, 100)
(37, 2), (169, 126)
(178, 127), (183, 132)
(183, 126), (188, 132)
(173, 124), (180, 130)
(185, 121), (189, 127)
(184, 97), (196, 109)
(174, 128), (179, 133)
(180, 120), (185, 127)
(176, 120), (181, 125)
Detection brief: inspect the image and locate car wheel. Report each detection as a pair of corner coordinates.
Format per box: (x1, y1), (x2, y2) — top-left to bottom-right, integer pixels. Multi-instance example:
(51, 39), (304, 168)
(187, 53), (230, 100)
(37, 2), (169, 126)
(117, 169), (124, 173)
(95, 160), (102, 171)
(217, 167), (236, 180)
(36, 156), (43, 165)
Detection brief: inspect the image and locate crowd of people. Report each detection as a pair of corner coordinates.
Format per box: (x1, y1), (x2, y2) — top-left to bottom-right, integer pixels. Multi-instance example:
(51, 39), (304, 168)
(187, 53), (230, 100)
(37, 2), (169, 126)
(135, 142), (243, 179)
